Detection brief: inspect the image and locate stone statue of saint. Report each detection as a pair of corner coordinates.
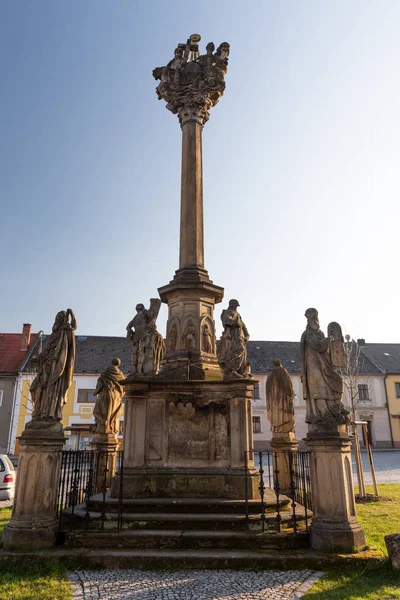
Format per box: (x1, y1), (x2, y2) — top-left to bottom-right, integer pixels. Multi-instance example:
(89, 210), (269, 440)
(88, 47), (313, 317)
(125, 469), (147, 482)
(266, 359), (295, 434)
(300, 308), (350, 431)
(218, 299), (250, 379)
(93, 358), (125, 435)
(126, 298), (165, 377)
(30, 309), (77, 421)
(183, 319), (196, 351)
(202, 323), (213, 354)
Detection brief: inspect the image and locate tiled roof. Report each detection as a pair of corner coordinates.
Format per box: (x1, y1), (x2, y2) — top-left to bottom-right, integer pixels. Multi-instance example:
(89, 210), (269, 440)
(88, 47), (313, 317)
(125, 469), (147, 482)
(361, 344), (400, 374)
(0, 333), (39, 375)
(22, 336), (383, 376)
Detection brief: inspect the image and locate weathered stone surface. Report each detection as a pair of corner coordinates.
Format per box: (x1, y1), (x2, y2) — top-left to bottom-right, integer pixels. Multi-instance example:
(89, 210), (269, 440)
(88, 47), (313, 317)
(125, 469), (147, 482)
(300, 308), (350, 434)
(306, 435), (366, 553)
(93, 358), (125, 435)
(153, 34), (230, 127)
(385, 533), (400, 570)
(218, 300), (251, 380)
(266, 358), (296, 434)
(112, 379), (259, 499)
(126, 299), (165, 378)
(3, 422), (65, 550)
(30, 308), (77, 421)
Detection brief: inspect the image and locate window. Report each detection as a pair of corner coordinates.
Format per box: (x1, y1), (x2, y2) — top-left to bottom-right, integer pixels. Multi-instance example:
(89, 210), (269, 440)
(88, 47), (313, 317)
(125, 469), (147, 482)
(252, 384), (260, 400)
(252, 416), (261, 434)
(395, 383), (400, 398)
(77, 389), (96, 403)
(358, 384), (370, 401)
(0, 390), (3, 407)
(119, 421), (124, 435)
(0, 459), (4, 472)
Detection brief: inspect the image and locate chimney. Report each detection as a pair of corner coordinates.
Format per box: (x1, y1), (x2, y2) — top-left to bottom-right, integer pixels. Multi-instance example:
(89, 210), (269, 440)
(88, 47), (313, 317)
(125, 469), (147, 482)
(20, 323), (32, 351)
(357, 338), (366, 346)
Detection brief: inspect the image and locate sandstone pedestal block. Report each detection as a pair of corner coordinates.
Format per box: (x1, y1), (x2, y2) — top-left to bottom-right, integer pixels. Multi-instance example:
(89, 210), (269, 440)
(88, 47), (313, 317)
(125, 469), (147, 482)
(270, 433), (299, 496)
(3, 421), (65, 550)
(111, 379), (259, 499)
(306, 432), (366, 553)
(92, 433), (120, 492)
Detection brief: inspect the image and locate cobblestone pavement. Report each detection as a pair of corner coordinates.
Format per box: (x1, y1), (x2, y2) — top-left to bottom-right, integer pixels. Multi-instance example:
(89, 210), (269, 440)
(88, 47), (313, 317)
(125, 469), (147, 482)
(68, 568), (323, 599)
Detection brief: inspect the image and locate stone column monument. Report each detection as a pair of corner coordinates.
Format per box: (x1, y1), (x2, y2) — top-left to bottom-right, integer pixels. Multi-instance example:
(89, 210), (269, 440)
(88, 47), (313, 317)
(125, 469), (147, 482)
(266, 358), (298, 496)
(3, 309), (77, 550)
(112, 35), (260, 500)
(301, 308), (366, 552)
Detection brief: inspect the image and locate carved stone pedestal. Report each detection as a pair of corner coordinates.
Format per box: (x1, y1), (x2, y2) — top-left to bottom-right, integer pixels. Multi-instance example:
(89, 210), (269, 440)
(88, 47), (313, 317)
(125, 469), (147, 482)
(270, 432), (299, 496)
(3, 421), (65, 550)
(92, 432), (119, 492)
(111, 378), (259, 499)
(306, 431), (366, 553)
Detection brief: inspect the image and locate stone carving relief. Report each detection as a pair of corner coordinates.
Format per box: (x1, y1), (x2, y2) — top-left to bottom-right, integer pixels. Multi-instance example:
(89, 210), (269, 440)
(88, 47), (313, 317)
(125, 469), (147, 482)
(30, 308), (77, 421)
(182, 318), (196, 351)
(218, 299), (250, 379)
(168, 322), (178, 352)
(93, 358), (125, 435)
(266, 358), (295, 434)
(126, 298), (165, 377)
(300, 308), (350, 432)
(153, 34), (230, 126)
(200, 316), (214, 354)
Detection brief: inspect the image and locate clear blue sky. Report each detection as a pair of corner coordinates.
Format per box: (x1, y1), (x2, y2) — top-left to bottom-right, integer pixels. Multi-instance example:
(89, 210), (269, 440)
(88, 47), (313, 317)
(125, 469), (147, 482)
(1, 1), (400, 342)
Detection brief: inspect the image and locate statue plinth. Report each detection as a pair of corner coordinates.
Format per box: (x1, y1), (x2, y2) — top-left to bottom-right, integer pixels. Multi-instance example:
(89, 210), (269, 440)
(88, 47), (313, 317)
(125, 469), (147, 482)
(306, 431), (366, 553)
(111, 378), (259, 499)
(3, 420), (65, 550)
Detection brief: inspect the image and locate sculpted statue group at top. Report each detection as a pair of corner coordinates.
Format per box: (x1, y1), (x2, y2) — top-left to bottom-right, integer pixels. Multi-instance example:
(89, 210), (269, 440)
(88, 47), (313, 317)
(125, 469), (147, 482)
(153, 34), (230, 124)
(300, 307), (350, 433)
(30, 308), (77, 422)
(126, 298), (165, 378)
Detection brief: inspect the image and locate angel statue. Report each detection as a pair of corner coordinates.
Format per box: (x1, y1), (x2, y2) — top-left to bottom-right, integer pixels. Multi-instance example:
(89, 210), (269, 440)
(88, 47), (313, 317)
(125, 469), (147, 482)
(30, 308), (77, 421)
(300, 308), (350, 432)
(126, 298), (165, 377)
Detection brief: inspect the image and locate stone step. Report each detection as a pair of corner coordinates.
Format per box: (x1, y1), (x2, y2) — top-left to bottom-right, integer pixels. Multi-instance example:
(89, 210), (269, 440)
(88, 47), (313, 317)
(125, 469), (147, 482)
(86, 493), (290, 515)
(62, 506), (308, 532)
(8, 547), (380, 571)
(65, 528), (310, 551)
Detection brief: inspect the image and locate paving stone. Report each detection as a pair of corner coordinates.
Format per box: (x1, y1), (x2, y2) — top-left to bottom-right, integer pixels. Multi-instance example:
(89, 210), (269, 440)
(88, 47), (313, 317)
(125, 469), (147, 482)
(67, 568), (323, 599)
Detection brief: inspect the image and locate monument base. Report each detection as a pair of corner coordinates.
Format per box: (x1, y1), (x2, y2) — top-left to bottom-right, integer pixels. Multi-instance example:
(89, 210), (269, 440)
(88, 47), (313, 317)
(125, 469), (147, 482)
(118, 378), (257, 500)
(270, 433), (299, 496)
(111, 466), (260, 499)
(306, 432), (366, 553)
(3, 420), (65, 550)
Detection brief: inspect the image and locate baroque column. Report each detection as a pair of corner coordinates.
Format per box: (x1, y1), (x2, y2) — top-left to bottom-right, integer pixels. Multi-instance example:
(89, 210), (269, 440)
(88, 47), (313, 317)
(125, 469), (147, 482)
(154, 35), (229, 380)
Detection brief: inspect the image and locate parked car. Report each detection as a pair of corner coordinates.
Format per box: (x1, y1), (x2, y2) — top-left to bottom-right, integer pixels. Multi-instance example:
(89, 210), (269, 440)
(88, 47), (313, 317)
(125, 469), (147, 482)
(0, 454), (16, 501)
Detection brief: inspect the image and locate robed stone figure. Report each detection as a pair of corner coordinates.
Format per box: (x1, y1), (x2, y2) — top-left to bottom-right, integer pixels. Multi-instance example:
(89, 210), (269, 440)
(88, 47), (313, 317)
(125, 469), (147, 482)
(300, 308), (349, 431)
(93, 358), (125, 435)
(218, 299), (250, 379)
(31, 309), (77, 421)
(266, 359), (295, 434)
(126, 298), (165, 377)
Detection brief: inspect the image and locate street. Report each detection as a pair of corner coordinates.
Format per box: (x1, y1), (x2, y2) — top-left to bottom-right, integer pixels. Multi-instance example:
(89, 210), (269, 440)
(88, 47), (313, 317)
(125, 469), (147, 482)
(352, 449), (400, 485)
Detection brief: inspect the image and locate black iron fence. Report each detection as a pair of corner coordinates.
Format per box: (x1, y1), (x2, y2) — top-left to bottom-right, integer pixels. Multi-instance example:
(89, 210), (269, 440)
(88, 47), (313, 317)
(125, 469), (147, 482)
(57, 449), (124, 533)
(244, 449), (312, 533)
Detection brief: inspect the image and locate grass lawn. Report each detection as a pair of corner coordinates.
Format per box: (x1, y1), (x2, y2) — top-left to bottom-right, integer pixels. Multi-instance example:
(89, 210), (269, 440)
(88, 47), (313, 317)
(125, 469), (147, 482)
(303, 484), (400, 600)
(0, 507), (71, 600)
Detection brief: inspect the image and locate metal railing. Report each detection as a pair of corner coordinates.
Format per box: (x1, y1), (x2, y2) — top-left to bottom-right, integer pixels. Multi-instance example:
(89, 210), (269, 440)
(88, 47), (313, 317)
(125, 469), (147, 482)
(57, 449), (124, 533)
(244, 449), (312, 533)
